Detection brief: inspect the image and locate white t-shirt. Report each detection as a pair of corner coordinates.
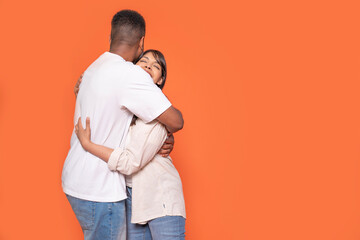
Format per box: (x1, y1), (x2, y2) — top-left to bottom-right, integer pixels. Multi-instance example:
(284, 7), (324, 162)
(61, 52), (171, 202)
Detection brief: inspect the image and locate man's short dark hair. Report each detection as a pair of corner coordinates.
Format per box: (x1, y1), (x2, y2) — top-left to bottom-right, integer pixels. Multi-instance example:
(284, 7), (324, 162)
(110, 10), (145, 46)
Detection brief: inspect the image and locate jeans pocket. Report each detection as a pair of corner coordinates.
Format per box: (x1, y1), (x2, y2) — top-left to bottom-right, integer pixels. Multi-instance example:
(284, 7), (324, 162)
(66, 195), (95, 230)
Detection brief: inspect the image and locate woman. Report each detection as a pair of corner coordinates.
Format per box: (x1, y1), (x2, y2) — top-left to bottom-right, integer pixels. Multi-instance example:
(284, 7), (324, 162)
(74, 49), (186, 240)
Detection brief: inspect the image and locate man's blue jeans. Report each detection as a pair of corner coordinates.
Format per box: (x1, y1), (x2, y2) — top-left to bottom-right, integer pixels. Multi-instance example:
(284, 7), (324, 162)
(66, 194), (126, 240)
(126, 187), (186, 240)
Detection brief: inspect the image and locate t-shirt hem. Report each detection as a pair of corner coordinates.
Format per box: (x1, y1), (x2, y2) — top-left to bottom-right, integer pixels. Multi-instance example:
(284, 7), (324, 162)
(132, 212), (186, 224)
(143, 102), (172, 124)
(63, 187), (127, 203)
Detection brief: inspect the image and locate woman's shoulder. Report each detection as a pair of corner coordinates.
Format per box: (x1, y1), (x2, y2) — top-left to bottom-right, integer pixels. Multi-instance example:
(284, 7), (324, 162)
(129, 119), (168, 147)
(132, 119), (167, 136)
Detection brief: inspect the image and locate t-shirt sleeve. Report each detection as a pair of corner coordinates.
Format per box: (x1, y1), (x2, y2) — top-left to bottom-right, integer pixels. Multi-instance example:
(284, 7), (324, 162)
(122, 66), (172, 123)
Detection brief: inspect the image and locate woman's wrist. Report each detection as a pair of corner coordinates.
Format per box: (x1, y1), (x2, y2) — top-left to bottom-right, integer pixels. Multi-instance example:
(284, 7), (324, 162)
(81, 140), (92, 151)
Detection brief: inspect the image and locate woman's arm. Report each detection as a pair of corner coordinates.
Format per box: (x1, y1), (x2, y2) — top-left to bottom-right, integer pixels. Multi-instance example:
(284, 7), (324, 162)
(108, 119), (168, 175)
(75, 117), (168, 175)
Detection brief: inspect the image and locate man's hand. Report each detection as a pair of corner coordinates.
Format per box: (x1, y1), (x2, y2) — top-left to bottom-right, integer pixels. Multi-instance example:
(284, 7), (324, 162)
(158, 133), (174, 157)
(74, 73), (83, 98)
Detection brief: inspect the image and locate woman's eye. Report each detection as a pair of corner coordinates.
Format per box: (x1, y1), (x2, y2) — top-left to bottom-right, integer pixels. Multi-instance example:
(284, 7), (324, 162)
(140, 60), (146, 63)
(154, 65), (160, 70)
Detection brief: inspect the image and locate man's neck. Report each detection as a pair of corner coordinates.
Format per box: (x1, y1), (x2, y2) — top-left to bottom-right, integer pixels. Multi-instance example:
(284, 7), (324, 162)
(109, 45), (136, 62)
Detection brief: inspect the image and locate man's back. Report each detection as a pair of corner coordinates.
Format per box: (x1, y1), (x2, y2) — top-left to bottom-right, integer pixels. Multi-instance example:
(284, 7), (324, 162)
(62, 52), (171, 202)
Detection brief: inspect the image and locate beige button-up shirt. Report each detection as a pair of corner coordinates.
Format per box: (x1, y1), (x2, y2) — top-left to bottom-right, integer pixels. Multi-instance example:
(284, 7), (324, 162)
(108, 119), (186, 224)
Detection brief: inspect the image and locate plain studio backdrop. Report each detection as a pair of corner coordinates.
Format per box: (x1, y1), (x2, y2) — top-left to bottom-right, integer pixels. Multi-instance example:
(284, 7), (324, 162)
(0, 0), (359, 239)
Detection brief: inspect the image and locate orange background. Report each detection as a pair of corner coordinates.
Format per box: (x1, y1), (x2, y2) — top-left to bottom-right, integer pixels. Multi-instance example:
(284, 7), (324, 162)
(0, 0), (359, 239)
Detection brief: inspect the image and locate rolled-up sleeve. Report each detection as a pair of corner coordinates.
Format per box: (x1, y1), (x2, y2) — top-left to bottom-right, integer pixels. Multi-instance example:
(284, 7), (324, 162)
(108, 120), (168, 175)
(108, 147), (123, 171)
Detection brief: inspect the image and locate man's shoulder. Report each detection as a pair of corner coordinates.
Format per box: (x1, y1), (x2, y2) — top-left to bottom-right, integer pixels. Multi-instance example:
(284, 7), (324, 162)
(86, 52), (152, 85)
(113, 63), (153, 85)
(87, 53), (129, 74)
(101, 53), (144, 75)
(129, 64), (151, 78)
(89, 52), (127, 67)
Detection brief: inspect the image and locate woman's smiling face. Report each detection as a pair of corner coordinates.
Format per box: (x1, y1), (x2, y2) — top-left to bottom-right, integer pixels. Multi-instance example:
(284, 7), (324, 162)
(136, 52), (163, 86)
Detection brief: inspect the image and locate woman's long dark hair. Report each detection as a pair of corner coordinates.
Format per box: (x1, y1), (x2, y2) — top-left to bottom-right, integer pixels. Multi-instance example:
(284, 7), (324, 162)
(137, 49), (167, 89)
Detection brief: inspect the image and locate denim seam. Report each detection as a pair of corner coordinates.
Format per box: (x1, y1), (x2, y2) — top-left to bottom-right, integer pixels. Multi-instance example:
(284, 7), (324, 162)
(91, 201), (95, 231)
(178, 217), (180, 239)
(109, 203), (113, 240)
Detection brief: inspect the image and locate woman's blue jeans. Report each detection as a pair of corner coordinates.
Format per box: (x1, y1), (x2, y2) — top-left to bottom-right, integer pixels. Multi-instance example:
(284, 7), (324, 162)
(126, 187), (186, 240)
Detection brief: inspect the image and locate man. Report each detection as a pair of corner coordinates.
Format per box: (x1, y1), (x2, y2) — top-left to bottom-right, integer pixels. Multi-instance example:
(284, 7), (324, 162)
(62, 10), (184, 240)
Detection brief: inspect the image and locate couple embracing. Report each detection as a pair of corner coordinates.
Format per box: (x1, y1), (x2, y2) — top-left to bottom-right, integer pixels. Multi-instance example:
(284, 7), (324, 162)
(62, 9), (186, 240)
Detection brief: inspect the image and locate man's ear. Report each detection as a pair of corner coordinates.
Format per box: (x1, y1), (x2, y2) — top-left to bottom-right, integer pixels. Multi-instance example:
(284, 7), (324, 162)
(139, 36), (145, 52)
